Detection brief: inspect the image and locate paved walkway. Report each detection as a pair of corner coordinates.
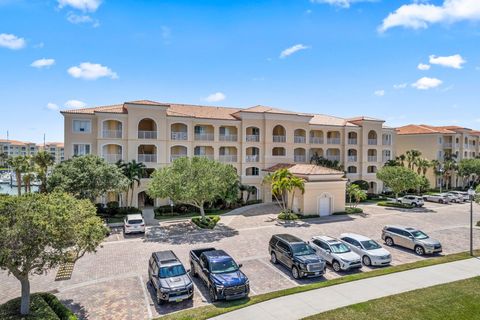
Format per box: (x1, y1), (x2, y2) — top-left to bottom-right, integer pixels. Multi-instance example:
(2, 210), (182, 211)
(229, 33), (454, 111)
(212, 258), (480, 320)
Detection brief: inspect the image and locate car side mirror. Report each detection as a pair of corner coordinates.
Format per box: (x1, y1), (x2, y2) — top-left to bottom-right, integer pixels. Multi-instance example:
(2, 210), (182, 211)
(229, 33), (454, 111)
(409, 236), (414, 239)
(186, 269), (191, 273)
(326, 249), (331, 254)
(238, 264), (243, 268)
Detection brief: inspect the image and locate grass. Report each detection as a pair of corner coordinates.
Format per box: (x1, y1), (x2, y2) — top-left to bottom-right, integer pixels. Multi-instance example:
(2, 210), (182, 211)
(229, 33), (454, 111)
(157, 250), (480, 320)
(377, 201), (414, 209)
(0, 293), (77, 320)
(303, 277), (480, 320)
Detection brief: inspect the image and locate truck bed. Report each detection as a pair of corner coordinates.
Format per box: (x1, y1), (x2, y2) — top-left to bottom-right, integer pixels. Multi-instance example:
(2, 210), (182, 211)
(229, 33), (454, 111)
(190, 247), (216, 261)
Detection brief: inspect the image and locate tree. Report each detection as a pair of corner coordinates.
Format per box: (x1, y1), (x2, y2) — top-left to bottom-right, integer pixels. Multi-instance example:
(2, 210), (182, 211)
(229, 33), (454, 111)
(405, 150), (422, 171)
(117, 160), (146, 206)
(346, 184), (367, 208)
(0, 192), (106, 315)
(442, 154), (458, 190)
(6, 155), (29, 196)
(47, 155), (129, 201)
(263, 168), (305, 217)
(376, 166), (420, 199)
(21, 156), (35, 194)
(351, 180), (369, 191)
(245, 185), (257, 203)
(458, 159), (480, 186)
(310, 152), (344, 171)
(415, 158), (431, 176)
(33, 151), (55, 193)
(416, 175), (431, 194)
(148, 157), (239, 220)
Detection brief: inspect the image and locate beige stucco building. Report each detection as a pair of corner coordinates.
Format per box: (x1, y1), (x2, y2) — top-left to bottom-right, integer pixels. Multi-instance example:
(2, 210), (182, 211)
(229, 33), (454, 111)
(61, 100), (396, 209)
(396, 125), (480, 188)
(0, 139), (65, 166)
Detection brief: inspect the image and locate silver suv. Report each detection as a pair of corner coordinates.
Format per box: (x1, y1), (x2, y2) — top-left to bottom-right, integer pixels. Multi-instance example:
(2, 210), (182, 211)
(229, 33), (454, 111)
(381, 226), (442, 256)
(310, 236), (362, 272)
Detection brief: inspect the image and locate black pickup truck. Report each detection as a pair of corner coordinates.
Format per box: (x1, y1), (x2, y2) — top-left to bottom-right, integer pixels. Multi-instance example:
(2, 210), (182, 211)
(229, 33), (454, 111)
(189, 248), (249, 301)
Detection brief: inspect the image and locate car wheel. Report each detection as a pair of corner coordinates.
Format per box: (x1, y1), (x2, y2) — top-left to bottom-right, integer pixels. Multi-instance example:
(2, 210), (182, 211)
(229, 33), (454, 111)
(332, 261), (341, 272)
(362, 255), (371, 266)
(209, 286), (217, 302)
(190, 262), (197, 277)
(270, 252), (278, 264)
(412, 203), (418, 207)
(157, 292), (165, 305)
(415, 246), (425, 256)
(385, 237), (394, 246)
(439, 199), (444, 204)
(291, 266), (300, 279)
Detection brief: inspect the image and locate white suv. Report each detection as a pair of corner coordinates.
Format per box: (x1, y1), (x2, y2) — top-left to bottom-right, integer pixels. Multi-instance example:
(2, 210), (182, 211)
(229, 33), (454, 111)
(397, 195), (424, 207)
(124, 214), (146, 234)
(340, 233), (391, 267)
(310, 236), (362, 272)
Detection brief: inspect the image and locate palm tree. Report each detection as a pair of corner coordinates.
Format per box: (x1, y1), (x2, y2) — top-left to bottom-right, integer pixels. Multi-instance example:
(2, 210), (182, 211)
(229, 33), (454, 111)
(405, 150), (422, 171)
(245, 185), (257, 203)
(21, 157), (35, 193)
(6, 155), (29, 196)
(396, 154), (406, 167)
(33, 151), (55, 193)
(263, 169), (305, 217)
(415, 158), (431, 176)
(117, 160), (147, 207)
(442, 156), (458, 191)
(0, 152), (8, 166)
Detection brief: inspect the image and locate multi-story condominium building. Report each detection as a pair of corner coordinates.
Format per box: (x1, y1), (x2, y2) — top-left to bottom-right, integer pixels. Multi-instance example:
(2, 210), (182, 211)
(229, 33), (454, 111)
(396, 125), (480, 189)
(61, 100), (396, 207)
(41, 142), (65, 164)
(0, 139), (39, 166)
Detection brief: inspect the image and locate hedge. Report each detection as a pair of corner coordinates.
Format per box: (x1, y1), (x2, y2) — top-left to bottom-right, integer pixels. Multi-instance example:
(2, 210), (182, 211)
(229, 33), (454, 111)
(377, 201), (414, 209)
(0, 293), (77, 320)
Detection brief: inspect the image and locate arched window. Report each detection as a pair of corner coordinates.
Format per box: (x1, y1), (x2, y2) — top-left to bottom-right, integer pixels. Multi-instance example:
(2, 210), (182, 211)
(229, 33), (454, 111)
(272, 147), (286, 156)
(347, 166), (357, 174)
(368, 130), (378, 145)
(138, 118), (157, 139)
(272, 125), (286, 143)
(246, 167), (260, 176)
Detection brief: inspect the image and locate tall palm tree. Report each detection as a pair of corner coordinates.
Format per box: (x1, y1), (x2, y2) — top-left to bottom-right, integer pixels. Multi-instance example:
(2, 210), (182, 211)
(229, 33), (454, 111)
(21, 157), (35, 193)
(415, 158), (431, 176)
(442, 156), (458, 191)
(263, 168), (305, 217)
(6, 155), (29, 196)
(405, 150), (422, 171)
(245, 185), (257, 203)
(33, 151), (55, 193)
(117, 160), (146, 207)
(396, 154), (406, 167)
(0, 152), (8, 166)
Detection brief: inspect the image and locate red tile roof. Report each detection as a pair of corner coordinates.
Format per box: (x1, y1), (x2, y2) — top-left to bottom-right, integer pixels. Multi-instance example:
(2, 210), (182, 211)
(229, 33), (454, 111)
(263, 163), (344, 175)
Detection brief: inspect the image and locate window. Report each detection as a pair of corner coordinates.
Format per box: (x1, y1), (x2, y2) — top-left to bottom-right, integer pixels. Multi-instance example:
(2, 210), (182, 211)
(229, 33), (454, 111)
(438, 137), (443, 145)
(246, 167), (259, 176)
(313, 240), (329, 251)
(73, 119), (91, 133)
(276, 241), (289, 252)
(73, 144), (90, 156)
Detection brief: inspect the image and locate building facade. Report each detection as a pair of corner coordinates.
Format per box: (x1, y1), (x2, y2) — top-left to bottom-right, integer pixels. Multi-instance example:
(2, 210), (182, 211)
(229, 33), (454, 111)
(396, 125), (480, 189)
(0, 139), (65, 166)
(61, 100), (396, 208)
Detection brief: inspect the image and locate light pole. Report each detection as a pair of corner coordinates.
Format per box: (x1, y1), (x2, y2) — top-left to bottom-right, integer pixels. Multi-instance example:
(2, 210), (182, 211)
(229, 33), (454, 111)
(467, 187), (476, 257)
(439, 168), (444, 193)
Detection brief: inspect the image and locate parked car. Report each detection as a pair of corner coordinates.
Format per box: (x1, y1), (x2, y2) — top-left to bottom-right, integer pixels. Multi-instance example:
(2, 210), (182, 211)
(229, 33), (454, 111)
(447, 191), (469, 202)
(339, 233), (392, 267)
(269, 234), (326, 279)
(310, 235), (362, 272)
(189, 248), (249, 301)
(397, 195), (424, 207)
(123, 214), (146, 234)
(148, 250), (194, 304)
(423, 194), (450, 204)
(381, 225), (442, 256)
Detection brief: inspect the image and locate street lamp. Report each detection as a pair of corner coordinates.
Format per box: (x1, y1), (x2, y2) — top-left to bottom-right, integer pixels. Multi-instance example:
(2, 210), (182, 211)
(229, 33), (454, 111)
(468, 187), (476, 257)
(438, 168), (444, 193)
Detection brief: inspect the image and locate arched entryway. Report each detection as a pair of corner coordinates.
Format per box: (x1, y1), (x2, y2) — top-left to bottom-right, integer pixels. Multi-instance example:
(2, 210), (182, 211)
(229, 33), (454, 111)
(138, 191), (154, 208)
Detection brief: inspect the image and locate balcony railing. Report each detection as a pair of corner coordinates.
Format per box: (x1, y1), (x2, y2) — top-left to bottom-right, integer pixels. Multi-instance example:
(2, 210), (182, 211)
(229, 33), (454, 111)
(382, 140), (392, 146)
(170, 154), (187, 162)
(171, 132), (188, 140)
(443, 142), (453, 148)
(138, 154), (157, 163)
(368, 156), (378, 162)
(309, 137), (324, 144)
(102, 130), (122, 139)
(219, 155), (238, 162)
(273, 135), (286, 143)
(326, 155), (340, 162)
(246, 155), (259, 162)
(194, 154), (214, 160)
(348, 156), (357, 162)
(294, 155), (306, 163)
(246, 135), (260, 142)
(103, 154), (122, 163)
(194, 133), (214, 141)
(138, 131), (157, 139)
(294, 136), (306, 144)
(348, 139), (357, 145)
(368, 139), (378, 145)
(383, 156), (392, 162)
(219, 134), (238, 142)
(327, 138), (341, 145)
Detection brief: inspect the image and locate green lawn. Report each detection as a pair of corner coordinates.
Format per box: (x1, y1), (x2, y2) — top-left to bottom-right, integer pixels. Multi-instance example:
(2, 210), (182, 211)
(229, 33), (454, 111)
(157, 250), (479, 320)
(303, 277), (480, 320)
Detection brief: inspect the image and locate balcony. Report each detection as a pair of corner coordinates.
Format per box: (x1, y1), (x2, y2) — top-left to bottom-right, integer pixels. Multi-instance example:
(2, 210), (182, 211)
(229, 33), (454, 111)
(309, 137), (324, 144)
(103, 154), (122, 163)
(170, 154), (186, 162)
(294, 136), (306, 144)
(382, 140), (392, 146)
(246, 155), (259, 162)
(171, 132), (188, 141)
(443, 142), (453, 148)
(138, 131), (157, 139)
(368, 156), (378, 162)
(383, 156), (392, 162)
(368, 139), (378, 145)
(138, 154), (157, 163)
(326, 156), (340, 162)
(246, 135), (260, 142)
(294, 155), (306, 163)
(219, 134), (238, 142)
(273, 135), (286, 143)
(194, 133), (214, 141)
(102, 130), (122, 139)
(348, 139), (357, 145)
(219, 155), (238, 162)
(348, 156), (357, 162)
(195, 154), (214, 160)
(327, 138), (340, 145)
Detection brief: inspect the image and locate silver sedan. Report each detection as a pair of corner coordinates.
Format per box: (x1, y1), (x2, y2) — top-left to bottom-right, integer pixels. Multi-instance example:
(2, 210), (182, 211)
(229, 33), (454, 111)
(340, 233), (392, 267)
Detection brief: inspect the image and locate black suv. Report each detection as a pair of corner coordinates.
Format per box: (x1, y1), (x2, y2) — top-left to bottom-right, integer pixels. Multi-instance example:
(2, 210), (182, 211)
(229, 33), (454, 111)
(148, 250), (194, 304)
(268, 234), (326, 279)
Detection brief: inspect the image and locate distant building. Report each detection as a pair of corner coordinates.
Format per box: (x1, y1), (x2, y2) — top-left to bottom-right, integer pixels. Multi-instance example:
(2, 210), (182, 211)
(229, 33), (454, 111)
(0, 139), (64, 166)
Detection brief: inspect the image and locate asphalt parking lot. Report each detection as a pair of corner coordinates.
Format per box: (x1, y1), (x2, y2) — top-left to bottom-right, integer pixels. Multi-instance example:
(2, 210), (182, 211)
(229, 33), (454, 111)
(1, 201), (479, 320)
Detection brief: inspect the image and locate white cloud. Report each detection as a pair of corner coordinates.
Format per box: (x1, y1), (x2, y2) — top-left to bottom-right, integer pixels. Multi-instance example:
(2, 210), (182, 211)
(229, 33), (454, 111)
(67, 62), (118, 80)
(374, 90), (385, 96)
(412, 77), (443, 90)
(393, 83), (408, 89)
(31, 58), (55, 68)
(205, 92), (226, 103)
(46, 103), (59, 111)
(417, 63), (431, 70)
(64, 100), (87, 109)
(280, 44), (310, 59)
(429, 54), (466, 69)
(0, 33), (26, 50)
(379, 0), (480, 32)
(66, 13), (99, 26)
(58, 0), (102, 12)
(310, 0), (376, 9)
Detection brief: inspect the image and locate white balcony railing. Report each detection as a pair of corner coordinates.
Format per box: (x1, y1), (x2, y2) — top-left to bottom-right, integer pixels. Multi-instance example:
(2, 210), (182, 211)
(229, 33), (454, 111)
(102, 130), (122, 139)
(138, 154), (157, 163)
(368, 139), (378, 145)
(326, 155), (340, 162)
(327, 138), (341, 145)
(309, 137), (324, 144)
(171, 132), (188, 140)
(348, 156), (358, 162)
(443, 142), (453, 148)
(219, 155), (238, 162)
(368, 156), (378, 162)
(273, 135), (286, 143)
(246, 155), (259, 162)
(194, 154), (214, 160)
(138, 130), (157, 139)
(103, 154), (122, 163)
(246, 135), (260, 142)
(382, 140), (392, 146)
(294, 155), (306, 163)
(294, 136), (306, 144)
(194, 133), (214, 141)
(348, 139), (357, 145)
(219, 134), (238, 142)
(170, 154), (187, 162)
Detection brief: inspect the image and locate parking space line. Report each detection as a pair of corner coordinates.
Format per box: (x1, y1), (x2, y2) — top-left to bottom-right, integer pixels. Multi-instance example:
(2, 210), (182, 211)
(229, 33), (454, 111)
(139, 275), (153, 319)
(257, 258), (298, 286)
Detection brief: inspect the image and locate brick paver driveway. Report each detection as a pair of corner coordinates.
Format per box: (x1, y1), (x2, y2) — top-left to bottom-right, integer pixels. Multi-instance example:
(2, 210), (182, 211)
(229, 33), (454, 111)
(1, 202), (479, 320)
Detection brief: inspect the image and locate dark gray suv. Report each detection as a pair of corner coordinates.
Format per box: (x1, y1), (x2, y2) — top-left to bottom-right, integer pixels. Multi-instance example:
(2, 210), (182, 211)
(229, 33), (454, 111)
(269, 234), (326, 279)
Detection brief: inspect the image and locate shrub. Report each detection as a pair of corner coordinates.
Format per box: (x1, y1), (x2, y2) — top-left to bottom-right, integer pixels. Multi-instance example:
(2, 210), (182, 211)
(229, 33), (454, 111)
(191, 215), (220, 229)
(39, 293), (77, 320)
(333, 207), (364, 215)
(118, 206), (142, 215)
(377, 201), (414, 209)
(278, 212), (299, 220)
(0, 293), (77, 320)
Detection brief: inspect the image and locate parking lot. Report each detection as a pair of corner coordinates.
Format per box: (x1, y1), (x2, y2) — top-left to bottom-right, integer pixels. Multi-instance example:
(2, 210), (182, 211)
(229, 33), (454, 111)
(1, 201), (479, 320)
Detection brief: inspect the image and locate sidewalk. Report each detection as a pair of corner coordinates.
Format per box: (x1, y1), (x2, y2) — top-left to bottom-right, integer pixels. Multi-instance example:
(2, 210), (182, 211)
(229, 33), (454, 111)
(212, 258), (480, 320)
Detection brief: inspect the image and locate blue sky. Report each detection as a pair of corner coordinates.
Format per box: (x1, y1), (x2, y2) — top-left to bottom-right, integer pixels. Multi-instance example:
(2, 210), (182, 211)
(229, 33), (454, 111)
(1, 0), (479, 142)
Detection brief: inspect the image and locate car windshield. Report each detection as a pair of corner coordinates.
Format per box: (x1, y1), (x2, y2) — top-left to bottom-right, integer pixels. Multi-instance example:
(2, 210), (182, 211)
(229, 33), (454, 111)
(360, 240), (381, 250)
(210, 259), (239, 274)
(330, 243), (350, 253)
(411, 230), (429, 240)
(127, 219), (143, 224)
(291, 243), (315, 256)
(159, 265), (186, 278)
